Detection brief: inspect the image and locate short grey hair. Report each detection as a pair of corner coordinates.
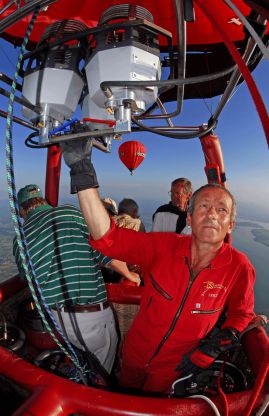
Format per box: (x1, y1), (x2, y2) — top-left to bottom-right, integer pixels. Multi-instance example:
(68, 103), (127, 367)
(188, 184), (237, 221)
(171, 178), (192, 194)
(118, 198), (139, 216)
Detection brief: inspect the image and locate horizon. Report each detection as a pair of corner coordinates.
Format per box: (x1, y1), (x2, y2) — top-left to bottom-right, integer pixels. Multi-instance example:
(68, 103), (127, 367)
(1, 201), (268, 316)
(0, 194), (269, 224)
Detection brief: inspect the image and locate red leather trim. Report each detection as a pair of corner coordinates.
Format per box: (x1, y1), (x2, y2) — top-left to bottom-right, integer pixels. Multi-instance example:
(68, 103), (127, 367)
(190, 349), (215, 368)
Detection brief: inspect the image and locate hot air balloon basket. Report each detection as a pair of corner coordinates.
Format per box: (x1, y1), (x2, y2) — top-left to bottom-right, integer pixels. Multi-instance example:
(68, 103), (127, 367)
(112, 303), (140, 340)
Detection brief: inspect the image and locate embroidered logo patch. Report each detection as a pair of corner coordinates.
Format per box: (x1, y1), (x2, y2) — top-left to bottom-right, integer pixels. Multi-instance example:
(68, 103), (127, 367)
(228, 17), (241, 26)
(201, 281), (227, 297)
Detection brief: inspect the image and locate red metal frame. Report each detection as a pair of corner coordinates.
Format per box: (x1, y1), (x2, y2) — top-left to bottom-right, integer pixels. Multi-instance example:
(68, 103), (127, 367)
(0, 275), (26, 305)
(0, 344), (263, 416)
(0, 277), (268, 415)
(45, 145), (62, 208)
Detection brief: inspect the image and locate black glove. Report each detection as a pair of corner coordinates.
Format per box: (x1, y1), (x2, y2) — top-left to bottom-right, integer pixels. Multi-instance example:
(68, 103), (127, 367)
(61, 139), (99, 194)
(176, 327), (240, 375)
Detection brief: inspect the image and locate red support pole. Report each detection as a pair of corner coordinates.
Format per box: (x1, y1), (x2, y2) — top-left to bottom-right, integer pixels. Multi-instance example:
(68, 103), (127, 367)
(199, 132), (232, 244)
(45, 145), (62, 207)
(199, 133), (226, 187)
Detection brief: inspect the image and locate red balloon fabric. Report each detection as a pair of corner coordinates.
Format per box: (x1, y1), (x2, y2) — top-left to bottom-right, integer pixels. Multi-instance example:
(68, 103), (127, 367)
(118, 141), (146, 174)
(0, 0), (257, 48)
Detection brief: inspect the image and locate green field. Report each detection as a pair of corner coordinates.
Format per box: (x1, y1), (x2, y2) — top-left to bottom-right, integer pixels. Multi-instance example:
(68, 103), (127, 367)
(0, 214), (18, 281)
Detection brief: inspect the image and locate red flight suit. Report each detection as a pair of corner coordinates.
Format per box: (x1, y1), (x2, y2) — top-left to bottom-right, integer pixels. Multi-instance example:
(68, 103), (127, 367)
(90, 221), (255, 393)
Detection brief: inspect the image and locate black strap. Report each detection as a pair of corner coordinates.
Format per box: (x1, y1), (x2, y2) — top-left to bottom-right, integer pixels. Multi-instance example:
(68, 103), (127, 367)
(176, 211), (187, 234)
(55, 303), (68, 338)
(68, 311), (112, 387)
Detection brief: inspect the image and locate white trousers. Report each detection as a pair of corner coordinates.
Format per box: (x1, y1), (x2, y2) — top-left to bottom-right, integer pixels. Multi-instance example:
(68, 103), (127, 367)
(53, 306), (118, 373)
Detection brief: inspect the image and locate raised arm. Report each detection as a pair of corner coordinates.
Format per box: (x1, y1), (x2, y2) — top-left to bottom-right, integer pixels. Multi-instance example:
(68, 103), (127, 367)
(61, 139), (111, 239)
(60, 138), (165, 272)
(78, 188), (110, 240)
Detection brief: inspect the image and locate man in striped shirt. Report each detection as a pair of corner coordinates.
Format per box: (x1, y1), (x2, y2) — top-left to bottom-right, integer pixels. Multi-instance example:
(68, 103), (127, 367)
(14, 184), (140, 373)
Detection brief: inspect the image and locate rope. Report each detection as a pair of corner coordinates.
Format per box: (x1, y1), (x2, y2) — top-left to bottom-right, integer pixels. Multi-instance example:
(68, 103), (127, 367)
(5, 7), (87, 383)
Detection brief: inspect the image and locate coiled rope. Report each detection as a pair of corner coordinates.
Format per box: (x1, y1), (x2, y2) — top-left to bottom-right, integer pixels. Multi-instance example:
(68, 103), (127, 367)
(5, 7), (87, 383)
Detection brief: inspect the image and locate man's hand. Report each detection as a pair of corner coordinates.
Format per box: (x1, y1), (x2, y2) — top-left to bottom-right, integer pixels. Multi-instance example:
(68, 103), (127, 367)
(176, 327), (240, 375)
(60, 139), (99, 193)
(108, 260), (141, 286)
(123, 271), (141, 286)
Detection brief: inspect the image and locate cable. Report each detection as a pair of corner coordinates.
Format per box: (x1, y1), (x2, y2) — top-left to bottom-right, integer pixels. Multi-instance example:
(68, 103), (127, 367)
(188, 395), (222, 416)
(256, 394), (269, 416)
(25, 131), (52, 148)
(48, 118), (79, 136)
(0, 0), (19, 16)
(0, 0), (56, 34)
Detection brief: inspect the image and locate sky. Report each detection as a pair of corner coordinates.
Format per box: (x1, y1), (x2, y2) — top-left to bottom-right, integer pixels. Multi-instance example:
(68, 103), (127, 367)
(0, 38), (269, 221)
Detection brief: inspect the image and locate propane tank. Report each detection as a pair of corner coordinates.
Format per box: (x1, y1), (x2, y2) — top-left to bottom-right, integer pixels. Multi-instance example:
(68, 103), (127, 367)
(22, 19), (88, 144)
(83, 4), (161, 134)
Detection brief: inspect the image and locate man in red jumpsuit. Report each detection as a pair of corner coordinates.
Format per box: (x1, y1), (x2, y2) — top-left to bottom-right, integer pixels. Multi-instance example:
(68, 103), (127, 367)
(61, 140), (255, 394)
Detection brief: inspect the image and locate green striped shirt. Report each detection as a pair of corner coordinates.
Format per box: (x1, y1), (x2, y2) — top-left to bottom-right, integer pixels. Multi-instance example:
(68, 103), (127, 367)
(13, 204), (111, 306)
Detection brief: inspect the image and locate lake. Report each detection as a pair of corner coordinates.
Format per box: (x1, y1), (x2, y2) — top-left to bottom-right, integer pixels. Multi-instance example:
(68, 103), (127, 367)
(232, 219), (269, 316)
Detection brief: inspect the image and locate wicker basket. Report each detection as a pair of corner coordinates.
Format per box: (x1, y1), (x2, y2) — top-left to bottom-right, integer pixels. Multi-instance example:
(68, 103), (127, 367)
(112, 303), (139, 340)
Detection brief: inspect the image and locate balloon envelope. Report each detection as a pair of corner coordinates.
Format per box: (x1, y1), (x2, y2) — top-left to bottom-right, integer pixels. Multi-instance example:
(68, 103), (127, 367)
(118, 141), (146, 174)
(1, 1), (267, 99)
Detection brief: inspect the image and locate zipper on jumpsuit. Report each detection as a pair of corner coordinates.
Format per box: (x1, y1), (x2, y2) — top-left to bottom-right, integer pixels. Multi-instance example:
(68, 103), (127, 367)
(191, 307), (222, 314)
(147, 257), (209, 365)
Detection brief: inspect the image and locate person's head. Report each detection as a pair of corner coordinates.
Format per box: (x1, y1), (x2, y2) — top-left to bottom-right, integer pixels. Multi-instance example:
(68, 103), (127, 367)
(17, 184), (48, 219)
(169, 178), (192, 210)
(118, 198), (139, 219)
(187, 184), (236, 244)
(102, 197), (118, 216)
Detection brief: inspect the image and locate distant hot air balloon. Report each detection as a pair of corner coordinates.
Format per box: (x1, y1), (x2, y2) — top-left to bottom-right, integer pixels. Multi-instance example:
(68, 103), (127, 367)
(118, 141), (146, 175)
